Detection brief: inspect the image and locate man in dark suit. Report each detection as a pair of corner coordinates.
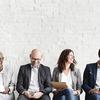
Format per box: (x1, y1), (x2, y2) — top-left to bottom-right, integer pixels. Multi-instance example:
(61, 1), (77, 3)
(82, 49), (100, 100)
(16, 49), (52, 100)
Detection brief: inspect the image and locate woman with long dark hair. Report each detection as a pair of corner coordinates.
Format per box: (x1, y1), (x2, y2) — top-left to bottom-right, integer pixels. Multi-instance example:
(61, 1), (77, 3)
(52, 49), (82, 100)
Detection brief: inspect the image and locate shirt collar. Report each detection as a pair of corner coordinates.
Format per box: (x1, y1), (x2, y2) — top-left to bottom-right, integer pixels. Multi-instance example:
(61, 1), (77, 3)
(31, 64), (40, 69)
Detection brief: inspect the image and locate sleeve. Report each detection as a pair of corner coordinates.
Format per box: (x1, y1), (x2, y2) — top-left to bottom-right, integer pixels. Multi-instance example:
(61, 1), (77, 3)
(40, 67), (52, 94)
(82, 65), (92, 93)
(4, 65), (15, 94)
(16, 66), (26, 94)
(76, 68), (83, 94)
(52, 67), (58, 82)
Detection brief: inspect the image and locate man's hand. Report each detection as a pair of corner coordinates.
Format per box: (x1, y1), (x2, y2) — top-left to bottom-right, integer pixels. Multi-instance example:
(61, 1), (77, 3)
(89, 88), (100, 94)
(95, 90), (100, 94)
(23, 91), (32, 98)
(31, 91), (43, 99)
(3, 87), (10, 94)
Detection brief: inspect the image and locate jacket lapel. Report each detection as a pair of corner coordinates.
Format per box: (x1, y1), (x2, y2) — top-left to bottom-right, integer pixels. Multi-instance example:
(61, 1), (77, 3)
(27, 64), (31, 87)
(38, 64), (43, 89)
(71, 71), (75, 89)
(93, 63), (97, 84)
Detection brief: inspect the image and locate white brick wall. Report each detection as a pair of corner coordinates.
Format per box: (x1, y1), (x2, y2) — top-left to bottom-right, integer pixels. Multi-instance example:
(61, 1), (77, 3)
(0, 0), (100, 100)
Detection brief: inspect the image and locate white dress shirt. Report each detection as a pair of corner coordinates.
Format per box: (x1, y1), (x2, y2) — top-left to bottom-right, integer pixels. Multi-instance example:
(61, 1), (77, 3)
(95, 67), (100, 89)
(28, 66), (39, 92)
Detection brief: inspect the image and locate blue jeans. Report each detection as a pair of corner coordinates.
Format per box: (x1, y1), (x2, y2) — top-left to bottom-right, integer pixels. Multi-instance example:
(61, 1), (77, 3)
(53, 89), (80, 100)
(86, 94), (100, 100)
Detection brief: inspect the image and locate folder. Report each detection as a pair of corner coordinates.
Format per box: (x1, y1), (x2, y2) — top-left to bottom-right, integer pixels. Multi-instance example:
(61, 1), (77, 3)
(51, 82), (68, 89)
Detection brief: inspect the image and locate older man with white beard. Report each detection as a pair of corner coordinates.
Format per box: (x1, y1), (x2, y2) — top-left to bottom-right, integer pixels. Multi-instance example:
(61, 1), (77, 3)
(0, 52), (15, 100)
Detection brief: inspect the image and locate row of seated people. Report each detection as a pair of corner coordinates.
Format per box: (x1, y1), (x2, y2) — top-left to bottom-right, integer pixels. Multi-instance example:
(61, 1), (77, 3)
(0, 49), (100, 100)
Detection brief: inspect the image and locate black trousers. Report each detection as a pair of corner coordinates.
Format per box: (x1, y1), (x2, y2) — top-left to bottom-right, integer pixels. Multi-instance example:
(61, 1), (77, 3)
(17, 94), (50, 100)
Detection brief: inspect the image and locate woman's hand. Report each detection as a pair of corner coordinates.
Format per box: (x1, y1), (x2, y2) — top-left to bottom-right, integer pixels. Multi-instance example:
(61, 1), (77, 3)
(73, 90), (80, 95)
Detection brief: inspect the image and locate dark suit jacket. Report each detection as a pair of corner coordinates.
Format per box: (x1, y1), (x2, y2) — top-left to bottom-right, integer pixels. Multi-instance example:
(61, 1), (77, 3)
(82, 63), (98, 99)
(16, 63), (52, 95)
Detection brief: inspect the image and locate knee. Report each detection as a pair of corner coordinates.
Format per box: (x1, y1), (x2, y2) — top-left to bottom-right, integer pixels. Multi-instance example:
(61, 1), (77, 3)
(63, 88), (73, 94)
(17, 95), (28, 100)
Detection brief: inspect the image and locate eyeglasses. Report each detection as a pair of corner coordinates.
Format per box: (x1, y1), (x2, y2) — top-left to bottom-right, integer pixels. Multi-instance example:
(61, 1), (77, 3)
(31, 58), (41, 61)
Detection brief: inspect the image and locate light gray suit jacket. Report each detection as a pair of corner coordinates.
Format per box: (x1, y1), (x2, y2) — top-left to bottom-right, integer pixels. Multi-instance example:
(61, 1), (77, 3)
(52, 67), (82, 92)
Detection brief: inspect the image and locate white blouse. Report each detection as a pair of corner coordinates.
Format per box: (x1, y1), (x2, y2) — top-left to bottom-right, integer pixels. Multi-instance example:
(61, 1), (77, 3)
(59, 70), (72, 89)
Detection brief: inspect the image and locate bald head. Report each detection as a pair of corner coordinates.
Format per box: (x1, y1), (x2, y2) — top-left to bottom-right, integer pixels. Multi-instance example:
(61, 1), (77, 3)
(30, 49), (42, 67)
(31, 49), (42, 58)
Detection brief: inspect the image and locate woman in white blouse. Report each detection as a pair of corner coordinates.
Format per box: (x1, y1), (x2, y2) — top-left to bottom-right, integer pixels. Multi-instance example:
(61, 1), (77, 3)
(52, 49), (82, 100)
(0, 52), (15, 100)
